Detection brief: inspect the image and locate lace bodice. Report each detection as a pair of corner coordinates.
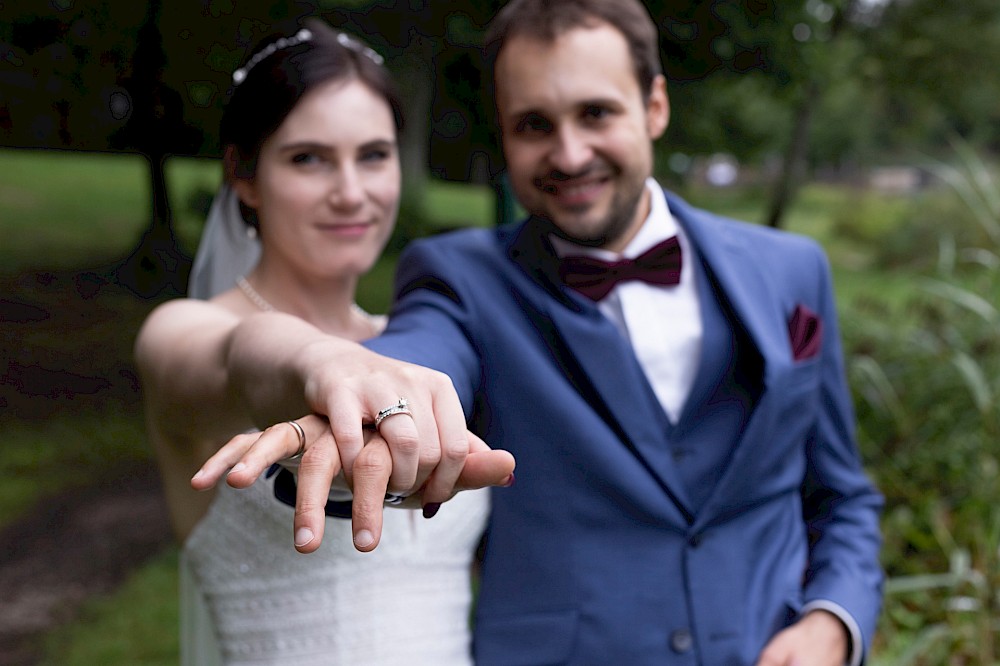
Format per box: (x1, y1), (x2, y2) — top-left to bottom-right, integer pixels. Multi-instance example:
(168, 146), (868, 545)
(183, 475), (489, 665)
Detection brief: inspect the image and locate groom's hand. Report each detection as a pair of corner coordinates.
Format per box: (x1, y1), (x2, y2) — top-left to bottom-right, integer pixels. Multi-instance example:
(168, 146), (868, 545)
(196, 413), (515, 553)
(349, 430), (515, 551)
(754, 610), (849, 666)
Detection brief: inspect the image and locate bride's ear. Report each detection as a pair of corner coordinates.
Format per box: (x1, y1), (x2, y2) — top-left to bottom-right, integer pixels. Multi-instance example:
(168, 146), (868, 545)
(224, 145), (260, 209)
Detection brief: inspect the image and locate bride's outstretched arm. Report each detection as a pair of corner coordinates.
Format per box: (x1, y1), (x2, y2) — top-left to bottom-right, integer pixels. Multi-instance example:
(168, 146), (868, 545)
(175, 310), (513, 552)
(135, 298), (259, 539)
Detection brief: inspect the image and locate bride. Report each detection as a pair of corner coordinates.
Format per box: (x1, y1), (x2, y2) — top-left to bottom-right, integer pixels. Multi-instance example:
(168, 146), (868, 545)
(135, 19), (510, 665)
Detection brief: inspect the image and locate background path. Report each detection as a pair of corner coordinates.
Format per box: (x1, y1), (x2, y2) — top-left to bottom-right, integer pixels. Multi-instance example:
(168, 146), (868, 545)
(0, 266), (177, 664)
(0, 463), (171, 665)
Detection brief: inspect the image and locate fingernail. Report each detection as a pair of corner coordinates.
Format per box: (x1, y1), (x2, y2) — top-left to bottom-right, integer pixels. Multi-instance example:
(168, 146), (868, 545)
(191, 469), (212, 491)
(354, 529), (375, 548)
(294, 527), (315, 547)
(502, 472), (516, 487)
(227, 462), (246, 476)
(422, 503), (441, 519)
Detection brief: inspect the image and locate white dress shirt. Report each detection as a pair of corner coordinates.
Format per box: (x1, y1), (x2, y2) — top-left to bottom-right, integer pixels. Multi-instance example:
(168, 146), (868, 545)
(551, 178), (701, 423)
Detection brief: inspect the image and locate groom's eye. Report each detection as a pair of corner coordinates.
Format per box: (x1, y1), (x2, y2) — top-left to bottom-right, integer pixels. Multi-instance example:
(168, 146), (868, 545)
(515, 113), (552, 135)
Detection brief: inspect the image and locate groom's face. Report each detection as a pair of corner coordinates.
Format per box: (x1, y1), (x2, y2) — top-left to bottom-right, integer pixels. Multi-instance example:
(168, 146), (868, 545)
(494, 21), (669, 252)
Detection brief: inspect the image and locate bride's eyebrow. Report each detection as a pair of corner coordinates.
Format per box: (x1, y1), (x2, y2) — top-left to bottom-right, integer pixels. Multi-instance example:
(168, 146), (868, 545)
(277, 141), (332, 154)
(357, 138), (395, 151)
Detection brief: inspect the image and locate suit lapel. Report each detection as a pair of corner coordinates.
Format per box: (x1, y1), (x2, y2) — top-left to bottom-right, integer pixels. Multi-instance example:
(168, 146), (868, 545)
(506, 194), (814, 524)
(667, 194), (788, 387)
(506, 219), (696, 520)
(667, 194), (806, 526)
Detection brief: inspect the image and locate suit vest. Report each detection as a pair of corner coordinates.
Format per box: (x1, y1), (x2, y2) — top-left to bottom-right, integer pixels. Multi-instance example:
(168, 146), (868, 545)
(637, 251), (764, 513)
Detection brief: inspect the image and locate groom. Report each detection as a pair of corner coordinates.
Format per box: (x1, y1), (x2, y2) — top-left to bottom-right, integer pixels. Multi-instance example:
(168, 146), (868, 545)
(229, 0), (884, 663)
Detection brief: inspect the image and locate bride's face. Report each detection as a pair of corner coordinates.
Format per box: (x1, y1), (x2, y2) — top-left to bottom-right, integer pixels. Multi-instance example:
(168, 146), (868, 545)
(236, 78), (401, 279)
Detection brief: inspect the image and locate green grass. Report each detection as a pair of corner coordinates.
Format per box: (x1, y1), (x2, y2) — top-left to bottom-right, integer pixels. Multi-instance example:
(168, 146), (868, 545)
(0, 149), (223, 272)
(0, 149), (149, 272)
(0, 411), (150, 526)
(39, 548), (182, 666)
(419, 179), (495, 230)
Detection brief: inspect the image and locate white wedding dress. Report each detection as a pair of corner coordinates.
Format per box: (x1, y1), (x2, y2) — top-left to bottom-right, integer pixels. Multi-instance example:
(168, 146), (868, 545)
(182, 478), (489, 665)
(180, 186), (490, 665)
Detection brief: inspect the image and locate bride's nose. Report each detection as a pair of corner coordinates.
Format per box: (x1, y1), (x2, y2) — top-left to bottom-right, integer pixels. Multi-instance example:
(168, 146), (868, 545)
(328, 163), (364, 209)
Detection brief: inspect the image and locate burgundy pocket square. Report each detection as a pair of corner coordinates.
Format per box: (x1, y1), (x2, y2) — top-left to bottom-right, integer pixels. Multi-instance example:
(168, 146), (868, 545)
(788, 304), (822, 361)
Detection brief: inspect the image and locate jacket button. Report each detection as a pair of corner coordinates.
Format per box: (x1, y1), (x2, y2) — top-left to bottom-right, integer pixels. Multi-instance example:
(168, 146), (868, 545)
(670, 628), (693, 653)
(688, 533), (702, 547)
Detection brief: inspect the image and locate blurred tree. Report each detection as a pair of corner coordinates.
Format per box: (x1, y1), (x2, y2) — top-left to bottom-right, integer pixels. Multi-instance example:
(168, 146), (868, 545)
(343, 1), (504, 239)
(0, 3), (146, 150)
(114, 0), (204, 297)
(866, 0), (1000, 152)
(4, 0), (1000, 251)
(655, 0), (1000, 226)
(654, 0), (876, 227)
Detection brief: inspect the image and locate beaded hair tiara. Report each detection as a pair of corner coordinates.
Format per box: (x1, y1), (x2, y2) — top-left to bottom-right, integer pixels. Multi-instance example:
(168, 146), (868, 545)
(231, 27), (385, 86)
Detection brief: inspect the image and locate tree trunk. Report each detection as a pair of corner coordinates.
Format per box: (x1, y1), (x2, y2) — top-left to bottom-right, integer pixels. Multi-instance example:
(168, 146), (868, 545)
(390, 29), (434, 243)
(763, 82), (817, 229)
(116, 150), (189, 298)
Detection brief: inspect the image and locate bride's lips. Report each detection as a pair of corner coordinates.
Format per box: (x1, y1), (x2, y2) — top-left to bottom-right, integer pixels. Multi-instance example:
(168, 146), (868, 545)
(316, 221), (374, 238)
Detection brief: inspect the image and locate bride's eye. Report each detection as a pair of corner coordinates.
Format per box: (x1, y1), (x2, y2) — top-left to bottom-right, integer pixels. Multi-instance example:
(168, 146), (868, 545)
(360, 148), (390, 164)
(291, 152), (321, 165)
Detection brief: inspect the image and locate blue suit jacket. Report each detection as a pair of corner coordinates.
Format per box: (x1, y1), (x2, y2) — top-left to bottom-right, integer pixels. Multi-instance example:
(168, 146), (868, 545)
(367, 190), (883, 665)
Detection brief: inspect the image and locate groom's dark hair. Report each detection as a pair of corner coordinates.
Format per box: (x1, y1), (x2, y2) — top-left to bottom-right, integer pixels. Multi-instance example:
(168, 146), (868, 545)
(484, 0), (663, 97)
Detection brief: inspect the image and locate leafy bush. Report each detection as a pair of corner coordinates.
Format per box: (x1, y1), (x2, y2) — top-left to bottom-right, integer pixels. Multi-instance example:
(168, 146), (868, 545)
(846, 142), (1000, 663)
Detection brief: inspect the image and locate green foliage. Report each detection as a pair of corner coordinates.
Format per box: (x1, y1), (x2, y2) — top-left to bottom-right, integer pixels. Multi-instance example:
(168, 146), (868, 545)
(869, 0), (1000, 149)
(165, 157), (223, 256)
(390, 178), (495, 251)
(826, 191), (911, 260)
(846, 143), (1000, 662)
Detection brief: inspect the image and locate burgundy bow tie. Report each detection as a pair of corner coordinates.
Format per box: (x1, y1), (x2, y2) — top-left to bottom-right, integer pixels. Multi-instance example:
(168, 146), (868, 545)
(558, 236), (682, 301)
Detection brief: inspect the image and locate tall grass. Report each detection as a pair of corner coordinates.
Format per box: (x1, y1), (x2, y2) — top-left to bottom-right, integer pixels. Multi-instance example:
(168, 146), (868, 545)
(846, 144), (1000, 664)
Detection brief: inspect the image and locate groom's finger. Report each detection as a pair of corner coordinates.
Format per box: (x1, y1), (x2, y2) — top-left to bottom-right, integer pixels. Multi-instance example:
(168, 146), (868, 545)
(292, 426), (341, 554)
(350, 435), (392, 552)
(454, 438), (516, 492)
(415, 376), (472, 507)
(191, 431), (258, 489)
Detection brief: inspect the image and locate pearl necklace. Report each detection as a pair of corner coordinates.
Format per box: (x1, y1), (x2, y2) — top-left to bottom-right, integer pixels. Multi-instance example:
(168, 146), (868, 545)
(236, 276), (377, 330)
